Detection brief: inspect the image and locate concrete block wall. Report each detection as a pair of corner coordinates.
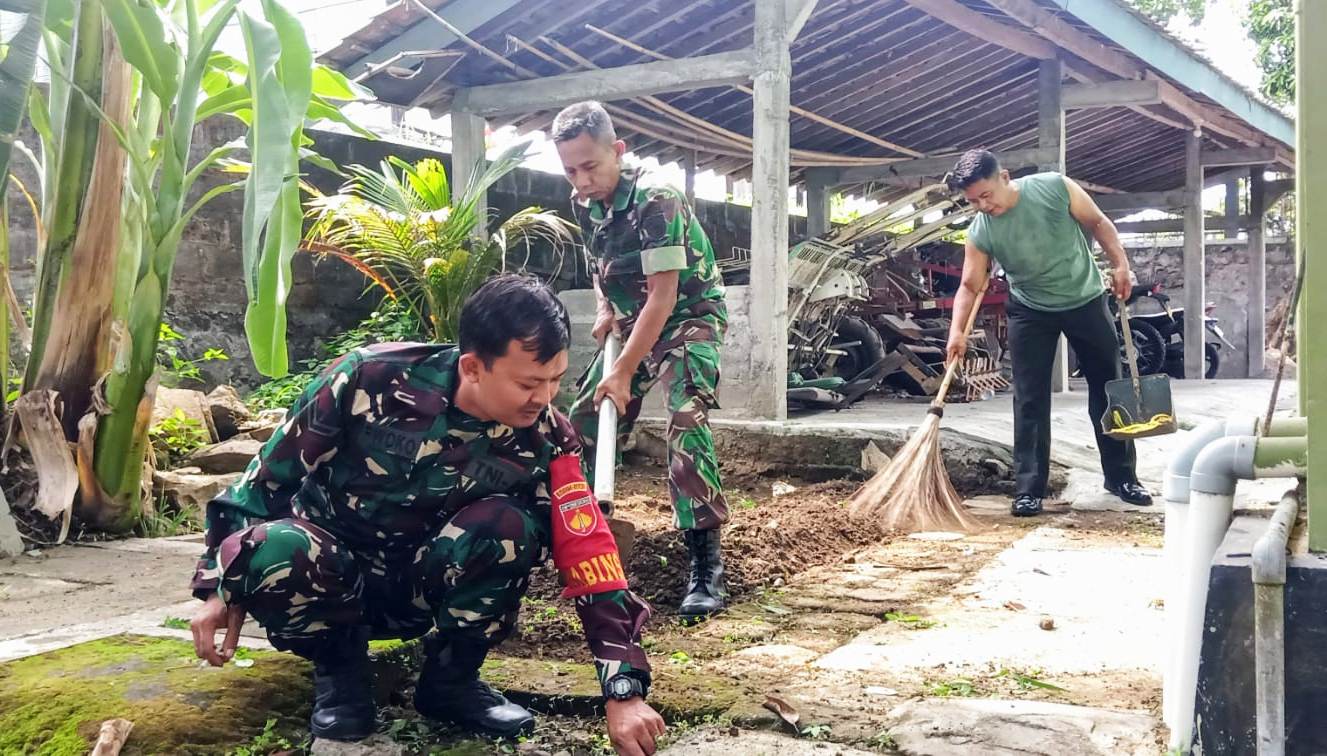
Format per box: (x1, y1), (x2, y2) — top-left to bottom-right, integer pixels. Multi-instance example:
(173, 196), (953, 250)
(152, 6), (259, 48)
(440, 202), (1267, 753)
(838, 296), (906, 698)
(1125, 240), (1296, 378)
(557, 285), (758, 419)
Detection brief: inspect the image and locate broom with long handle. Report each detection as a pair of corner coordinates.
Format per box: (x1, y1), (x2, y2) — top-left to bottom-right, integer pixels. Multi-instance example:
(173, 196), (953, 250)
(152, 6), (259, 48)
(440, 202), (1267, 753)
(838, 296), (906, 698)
(848, 288), (987, 532)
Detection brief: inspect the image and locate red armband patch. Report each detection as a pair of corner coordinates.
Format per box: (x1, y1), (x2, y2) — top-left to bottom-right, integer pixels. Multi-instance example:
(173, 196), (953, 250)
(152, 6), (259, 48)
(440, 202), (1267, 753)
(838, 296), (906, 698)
(549, 454), (629, 598)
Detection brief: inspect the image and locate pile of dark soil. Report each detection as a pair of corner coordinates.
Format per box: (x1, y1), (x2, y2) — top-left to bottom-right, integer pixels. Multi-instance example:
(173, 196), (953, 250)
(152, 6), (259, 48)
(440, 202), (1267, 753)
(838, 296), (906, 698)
(502, 461), (882, 659)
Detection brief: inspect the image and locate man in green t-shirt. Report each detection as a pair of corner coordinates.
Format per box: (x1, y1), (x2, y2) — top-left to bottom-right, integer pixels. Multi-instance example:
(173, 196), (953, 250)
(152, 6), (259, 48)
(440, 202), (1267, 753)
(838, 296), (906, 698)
(945, 149), (1152, 517)
(552, 101), (730, 617)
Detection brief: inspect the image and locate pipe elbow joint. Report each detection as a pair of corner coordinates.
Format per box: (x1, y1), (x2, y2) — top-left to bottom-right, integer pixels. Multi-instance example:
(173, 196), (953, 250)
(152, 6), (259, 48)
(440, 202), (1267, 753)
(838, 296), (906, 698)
(1163, 419), (1232, 503)
(1190, 436), (1257, 496)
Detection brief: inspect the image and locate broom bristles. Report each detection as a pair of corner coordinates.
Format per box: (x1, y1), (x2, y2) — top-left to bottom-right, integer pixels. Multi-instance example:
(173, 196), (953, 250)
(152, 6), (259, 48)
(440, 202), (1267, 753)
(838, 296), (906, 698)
(849, 413), (978, 533)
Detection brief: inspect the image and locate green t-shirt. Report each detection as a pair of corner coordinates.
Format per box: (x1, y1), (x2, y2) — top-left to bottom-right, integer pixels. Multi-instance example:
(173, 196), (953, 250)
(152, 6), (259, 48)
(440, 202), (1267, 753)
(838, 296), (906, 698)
(968, 172), (1105, 312)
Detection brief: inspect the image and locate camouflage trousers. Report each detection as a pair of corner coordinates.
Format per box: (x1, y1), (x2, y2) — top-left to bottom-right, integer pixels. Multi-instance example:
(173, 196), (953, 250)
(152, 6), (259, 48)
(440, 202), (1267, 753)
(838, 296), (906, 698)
(216, 496), (548, 658)
(569, 331), (728, 531)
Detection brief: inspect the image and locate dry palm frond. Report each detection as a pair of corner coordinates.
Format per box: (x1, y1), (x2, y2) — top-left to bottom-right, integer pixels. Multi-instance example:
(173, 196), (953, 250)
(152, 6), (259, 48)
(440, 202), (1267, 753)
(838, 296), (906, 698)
(849, 290), (987, 533)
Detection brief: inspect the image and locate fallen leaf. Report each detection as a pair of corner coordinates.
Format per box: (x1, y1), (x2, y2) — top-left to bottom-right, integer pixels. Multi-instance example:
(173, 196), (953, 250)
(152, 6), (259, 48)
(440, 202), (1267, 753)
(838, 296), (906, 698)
(1033, 568), (1051, 577)
(759, 603), (792, 616)
(763, 694), (801, 733)
(1003, 601), (1026, 611)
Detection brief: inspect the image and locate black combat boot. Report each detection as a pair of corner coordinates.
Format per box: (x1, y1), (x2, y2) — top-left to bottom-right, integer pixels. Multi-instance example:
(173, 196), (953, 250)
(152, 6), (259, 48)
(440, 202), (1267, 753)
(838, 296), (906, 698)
(309, 625), (376, 741)
(414, 632), (535, 737)
(679, 528), (727, 618)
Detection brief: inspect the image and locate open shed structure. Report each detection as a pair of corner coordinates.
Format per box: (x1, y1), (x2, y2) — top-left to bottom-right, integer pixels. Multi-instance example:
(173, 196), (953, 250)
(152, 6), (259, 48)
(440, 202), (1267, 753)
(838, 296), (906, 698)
(323, 0), (1296, 420)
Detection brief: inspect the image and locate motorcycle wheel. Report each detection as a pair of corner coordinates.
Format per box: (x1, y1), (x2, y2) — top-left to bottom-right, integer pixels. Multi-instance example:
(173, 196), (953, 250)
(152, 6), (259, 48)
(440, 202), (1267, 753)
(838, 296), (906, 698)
(1122, 319), (1167, 376)
(1205, 343), (1220, 379)
(829, 315), (886, 382)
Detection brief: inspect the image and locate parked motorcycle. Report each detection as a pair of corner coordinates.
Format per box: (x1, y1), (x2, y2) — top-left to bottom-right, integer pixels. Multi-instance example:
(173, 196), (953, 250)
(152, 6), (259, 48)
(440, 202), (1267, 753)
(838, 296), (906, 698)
(1110, 282), (1230, 379)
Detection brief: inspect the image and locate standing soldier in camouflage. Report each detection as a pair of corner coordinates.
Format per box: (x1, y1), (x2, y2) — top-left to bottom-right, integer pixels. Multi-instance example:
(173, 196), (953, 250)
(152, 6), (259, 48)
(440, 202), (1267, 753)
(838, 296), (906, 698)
(190, 276), (665, 756)
(552, 101), (730, 618)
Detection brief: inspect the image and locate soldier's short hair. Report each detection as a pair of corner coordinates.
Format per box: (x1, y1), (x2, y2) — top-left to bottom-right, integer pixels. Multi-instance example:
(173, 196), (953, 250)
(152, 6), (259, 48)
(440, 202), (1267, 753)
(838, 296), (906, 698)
(947, 149), (1001, 190)
(551, 101), (616, 145)
(460, 275), (570, 366)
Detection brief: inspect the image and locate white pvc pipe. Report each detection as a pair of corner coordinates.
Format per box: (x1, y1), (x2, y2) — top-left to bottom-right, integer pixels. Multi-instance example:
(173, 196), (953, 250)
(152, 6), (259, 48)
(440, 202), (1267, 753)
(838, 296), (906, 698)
(1170, 434), (1249, 754)
(593, 334), (621, 511)
(1162, 419), (1238, 729)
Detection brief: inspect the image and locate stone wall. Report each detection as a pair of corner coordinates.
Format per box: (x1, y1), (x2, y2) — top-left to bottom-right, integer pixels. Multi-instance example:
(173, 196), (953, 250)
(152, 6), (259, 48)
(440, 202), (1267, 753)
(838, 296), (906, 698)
(1123, 239), (1296, 378)
(4, 123), (796, 393)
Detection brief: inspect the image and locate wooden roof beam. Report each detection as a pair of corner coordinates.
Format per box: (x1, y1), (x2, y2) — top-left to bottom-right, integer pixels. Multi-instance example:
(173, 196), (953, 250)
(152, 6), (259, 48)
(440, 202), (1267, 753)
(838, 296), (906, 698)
(1062, 79), (1160, 109)
(786, 0), (820, 41)
(821, 146), (1057, 187)
(451, 48), (756, 116)
(1200, 146), (1278, 167)
(900, 0), (1056, 60)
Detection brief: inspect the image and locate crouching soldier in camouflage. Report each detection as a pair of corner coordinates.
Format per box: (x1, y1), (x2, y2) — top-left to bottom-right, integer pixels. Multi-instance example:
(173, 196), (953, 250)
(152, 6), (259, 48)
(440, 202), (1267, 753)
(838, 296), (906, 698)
(552, 102), (730, 619)
(189, 276), (665, 756)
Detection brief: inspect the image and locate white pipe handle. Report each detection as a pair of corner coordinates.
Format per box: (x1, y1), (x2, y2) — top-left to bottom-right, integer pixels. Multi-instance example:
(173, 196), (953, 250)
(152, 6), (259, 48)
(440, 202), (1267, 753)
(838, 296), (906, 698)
(593, 333), (621, 507)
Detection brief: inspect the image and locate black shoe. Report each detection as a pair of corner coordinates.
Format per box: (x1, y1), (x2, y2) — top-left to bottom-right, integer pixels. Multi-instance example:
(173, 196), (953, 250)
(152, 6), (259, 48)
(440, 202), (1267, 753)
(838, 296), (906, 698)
(679, 529), (728, 618)
(309, 626), (376, 742)
(1105, 481), (1154, 506)
(414, 633), (535, 738)
(1011, 495), (1043, 517)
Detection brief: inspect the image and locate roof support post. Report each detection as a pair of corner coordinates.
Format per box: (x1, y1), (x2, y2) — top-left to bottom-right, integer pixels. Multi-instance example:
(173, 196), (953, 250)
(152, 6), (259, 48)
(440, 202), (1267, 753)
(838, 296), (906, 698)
(1184, 130), (1207, 379)
(451, 110), (488, 240)
(683, 149), (697, 207)
(750, 0), (791, 420)
(1248, 168), (1267, 378)
(805, 168), (833, 240)
(1224, 178), (1241, 235)
(1039, 58), (1071, 393)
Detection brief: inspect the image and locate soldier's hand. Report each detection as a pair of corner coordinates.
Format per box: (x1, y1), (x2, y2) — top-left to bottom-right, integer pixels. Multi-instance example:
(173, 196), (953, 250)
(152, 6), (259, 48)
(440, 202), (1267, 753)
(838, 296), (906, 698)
(605, 697), (666, 756)
(593, 310), (617, 347)
(191, 595), (246, 667)
(595, 368), (632, 416)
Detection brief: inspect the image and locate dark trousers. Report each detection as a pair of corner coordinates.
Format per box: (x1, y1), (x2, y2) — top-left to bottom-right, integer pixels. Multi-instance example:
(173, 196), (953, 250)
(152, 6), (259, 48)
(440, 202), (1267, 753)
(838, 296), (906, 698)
(1007, 293), (1137, 497)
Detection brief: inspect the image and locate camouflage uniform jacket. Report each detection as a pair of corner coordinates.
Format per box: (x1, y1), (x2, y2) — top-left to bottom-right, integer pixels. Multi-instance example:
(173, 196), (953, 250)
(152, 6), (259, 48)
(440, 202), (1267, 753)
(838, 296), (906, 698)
(573, 166), (727, 343)
(190, 343), (651, 684)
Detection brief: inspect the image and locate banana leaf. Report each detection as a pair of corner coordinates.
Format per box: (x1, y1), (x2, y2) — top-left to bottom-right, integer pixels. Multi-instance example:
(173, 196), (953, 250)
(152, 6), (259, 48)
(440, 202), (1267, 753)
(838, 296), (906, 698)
(0, 0), (46, 187)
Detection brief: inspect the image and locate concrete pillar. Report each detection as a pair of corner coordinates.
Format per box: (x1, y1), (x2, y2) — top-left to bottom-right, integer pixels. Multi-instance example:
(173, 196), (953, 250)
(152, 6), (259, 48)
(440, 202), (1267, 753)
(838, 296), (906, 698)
(1248, 169), (1267, 378)
(1298, 0), (1326, 549)
(1183, 130), (1206, 380)
(1224, 178), (1241, 236)
(750, 0), (791, 420)
(451, 110), (488, 238)
(1038, 58), (1070, 393)
(683, 149), (697, 207)
(805, 168), (832, 240)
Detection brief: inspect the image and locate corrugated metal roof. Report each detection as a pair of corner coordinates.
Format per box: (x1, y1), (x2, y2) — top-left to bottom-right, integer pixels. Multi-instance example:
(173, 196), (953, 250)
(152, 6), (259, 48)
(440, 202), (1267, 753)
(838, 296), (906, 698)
(320, 0), (1293, 194)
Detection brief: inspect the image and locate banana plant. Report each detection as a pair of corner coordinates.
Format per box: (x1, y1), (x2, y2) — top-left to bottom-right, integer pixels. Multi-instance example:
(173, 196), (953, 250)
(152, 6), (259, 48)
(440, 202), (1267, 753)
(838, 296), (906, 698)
(20, 0), (367, 529)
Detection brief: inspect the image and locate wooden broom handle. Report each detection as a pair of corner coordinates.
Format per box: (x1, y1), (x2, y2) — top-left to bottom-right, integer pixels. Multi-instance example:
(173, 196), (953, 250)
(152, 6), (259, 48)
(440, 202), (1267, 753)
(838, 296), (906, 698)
(931, 288), (988, 410)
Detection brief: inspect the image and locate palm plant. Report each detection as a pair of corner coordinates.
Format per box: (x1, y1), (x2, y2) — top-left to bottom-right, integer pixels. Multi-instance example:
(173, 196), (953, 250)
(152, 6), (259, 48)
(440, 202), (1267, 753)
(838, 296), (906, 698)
(305, 143), (577, 343)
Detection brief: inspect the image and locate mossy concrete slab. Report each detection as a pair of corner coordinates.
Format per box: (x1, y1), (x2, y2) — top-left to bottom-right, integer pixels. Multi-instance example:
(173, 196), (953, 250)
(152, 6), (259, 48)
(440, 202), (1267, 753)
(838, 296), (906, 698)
(0, 634), (312, 755)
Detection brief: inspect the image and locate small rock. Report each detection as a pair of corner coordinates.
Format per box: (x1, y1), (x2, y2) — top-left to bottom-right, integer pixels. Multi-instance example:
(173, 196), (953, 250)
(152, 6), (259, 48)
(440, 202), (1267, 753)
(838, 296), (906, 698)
(728, 726), (740, 736)
(860, 442), (892, 474)
(206, 385), (252, 440)
(553, 751), (571, 756)
(310, 733), (405, 756)
(1039, 616), (1056, 631)
(772, 481), (797, 497)
(186, 435), (263, 474)
(153, 387), (218, 442)
(154, 469), (242, 513)
(239, 409), (287, 442)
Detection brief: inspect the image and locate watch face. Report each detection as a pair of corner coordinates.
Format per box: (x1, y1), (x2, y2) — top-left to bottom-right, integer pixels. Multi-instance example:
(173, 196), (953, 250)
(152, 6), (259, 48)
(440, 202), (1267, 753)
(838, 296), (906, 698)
(611, 677), (634, 697)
